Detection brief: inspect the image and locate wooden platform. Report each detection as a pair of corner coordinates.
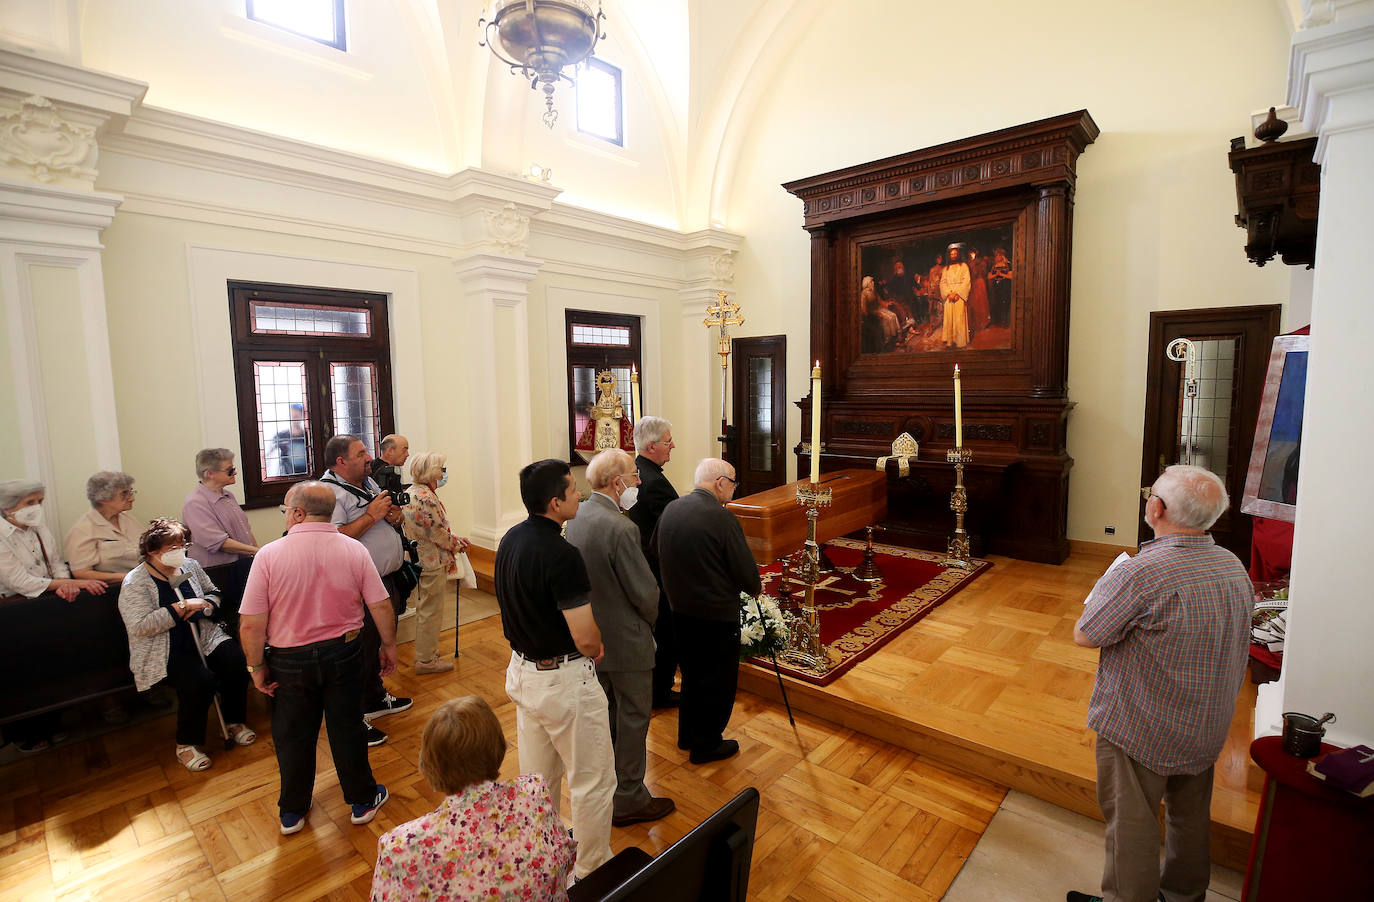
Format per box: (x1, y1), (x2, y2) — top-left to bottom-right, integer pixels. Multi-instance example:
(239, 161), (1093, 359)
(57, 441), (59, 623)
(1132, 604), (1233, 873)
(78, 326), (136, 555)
(738, 541), (1262, 871)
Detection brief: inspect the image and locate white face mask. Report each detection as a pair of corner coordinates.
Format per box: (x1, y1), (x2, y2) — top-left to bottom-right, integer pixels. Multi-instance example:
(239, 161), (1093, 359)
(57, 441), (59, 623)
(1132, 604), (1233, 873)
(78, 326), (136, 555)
(618, 484), (639, 510)
(159, 548), (187, 569)
(437, 472), (449, 488)
(12, 505), (43, 527)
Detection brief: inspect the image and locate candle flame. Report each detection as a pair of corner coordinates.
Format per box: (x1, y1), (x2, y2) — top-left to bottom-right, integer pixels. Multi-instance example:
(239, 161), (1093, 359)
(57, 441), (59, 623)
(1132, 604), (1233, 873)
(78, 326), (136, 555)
(954, 364), (961, 376)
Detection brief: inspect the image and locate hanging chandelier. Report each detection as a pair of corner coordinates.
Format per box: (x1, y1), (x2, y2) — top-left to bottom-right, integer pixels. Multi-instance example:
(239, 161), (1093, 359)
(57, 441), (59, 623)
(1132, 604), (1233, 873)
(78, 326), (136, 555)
(478, 1), (606, 129)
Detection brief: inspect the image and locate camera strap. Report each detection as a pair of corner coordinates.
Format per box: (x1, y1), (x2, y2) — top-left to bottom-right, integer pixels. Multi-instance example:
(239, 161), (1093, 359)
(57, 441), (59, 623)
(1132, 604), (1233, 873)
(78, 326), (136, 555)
(320, 473), (377, 505)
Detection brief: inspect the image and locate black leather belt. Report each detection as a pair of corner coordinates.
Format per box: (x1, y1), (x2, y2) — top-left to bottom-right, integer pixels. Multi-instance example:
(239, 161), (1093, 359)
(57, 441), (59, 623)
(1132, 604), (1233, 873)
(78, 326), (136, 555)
(518, 651), (584, 670)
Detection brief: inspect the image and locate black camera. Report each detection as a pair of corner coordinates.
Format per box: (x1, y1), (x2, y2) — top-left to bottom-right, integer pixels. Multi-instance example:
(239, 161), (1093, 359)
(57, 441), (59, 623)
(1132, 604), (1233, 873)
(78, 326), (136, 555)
(387, 488), (411, 506)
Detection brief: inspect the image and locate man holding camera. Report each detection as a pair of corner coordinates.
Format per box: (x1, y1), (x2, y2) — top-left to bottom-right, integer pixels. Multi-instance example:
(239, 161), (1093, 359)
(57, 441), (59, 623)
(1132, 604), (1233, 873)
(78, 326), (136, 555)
(369, 434), (410, 497)
(320, 434), (412, 747)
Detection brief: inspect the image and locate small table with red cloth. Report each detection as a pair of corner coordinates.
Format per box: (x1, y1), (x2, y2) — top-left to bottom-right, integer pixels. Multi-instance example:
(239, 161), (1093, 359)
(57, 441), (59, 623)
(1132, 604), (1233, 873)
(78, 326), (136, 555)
(1242, 735), (1374, 900)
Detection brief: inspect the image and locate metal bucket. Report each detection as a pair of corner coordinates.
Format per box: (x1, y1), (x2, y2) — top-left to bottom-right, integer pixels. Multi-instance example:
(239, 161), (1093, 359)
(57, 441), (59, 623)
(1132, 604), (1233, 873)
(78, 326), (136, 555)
(1281, 711), (1335, 758)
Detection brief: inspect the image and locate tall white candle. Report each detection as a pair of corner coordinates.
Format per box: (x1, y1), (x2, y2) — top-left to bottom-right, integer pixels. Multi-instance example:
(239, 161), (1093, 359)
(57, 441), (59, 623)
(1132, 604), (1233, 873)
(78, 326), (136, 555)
(953, 364), (963, 449)
(630, 365), (642, 420)
(811, 361), (822, 484)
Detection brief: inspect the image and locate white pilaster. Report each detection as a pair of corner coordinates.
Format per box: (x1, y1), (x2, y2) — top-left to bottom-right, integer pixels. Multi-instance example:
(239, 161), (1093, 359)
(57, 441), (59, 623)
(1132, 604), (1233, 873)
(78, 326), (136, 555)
(678, 230), (742, 469)
(1257, 12), (1374, 747)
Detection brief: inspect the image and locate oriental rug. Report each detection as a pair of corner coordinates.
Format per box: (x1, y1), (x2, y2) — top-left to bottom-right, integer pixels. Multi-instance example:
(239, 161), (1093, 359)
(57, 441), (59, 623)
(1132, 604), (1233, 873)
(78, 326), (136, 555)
(744, 537), (990, 687)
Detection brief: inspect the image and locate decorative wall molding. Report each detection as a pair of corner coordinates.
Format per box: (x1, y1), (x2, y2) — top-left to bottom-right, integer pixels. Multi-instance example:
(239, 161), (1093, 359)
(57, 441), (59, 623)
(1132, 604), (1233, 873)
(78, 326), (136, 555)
(481, 203), (531, 255)
(1287, 14), (1374, 161)
(0, 48), (146, 124)
(0, 95), (98, 187)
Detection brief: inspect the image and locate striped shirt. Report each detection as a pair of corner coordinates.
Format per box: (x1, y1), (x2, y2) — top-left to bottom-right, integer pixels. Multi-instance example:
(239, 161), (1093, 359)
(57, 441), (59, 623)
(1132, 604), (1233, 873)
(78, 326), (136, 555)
(1078, 533), (1252, 775)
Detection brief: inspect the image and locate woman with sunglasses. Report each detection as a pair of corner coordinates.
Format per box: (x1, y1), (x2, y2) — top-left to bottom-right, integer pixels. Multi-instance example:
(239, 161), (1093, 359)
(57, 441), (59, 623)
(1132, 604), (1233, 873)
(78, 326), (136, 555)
(119, 518), (255, 771)
(182, 448), (260, 632)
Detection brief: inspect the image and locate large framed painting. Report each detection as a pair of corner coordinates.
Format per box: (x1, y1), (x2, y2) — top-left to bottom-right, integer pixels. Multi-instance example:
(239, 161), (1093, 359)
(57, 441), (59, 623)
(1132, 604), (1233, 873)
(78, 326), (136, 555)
(858, 223), (1015, 354)
(1241, 333), (1309, 522)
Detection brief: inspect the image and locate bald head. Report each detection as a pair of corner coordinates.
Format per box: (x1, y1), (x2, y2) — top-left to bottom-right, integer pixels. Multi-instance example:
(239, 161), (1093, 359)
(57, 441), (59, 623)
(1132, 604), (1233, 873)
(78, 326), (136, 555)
(285, 481), (337, 519)
(694, 458), (739, 505)
(379, 434), (409, 466)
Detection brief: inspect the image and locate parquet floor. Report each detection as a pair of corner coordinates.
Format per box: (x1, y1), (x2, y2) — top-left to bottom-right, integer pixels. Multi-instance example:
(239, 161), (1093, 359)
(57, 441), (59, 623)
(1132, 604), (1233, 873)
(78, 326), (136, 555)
(0, 613), (1008, 902)
(738, 542), (1262, 868)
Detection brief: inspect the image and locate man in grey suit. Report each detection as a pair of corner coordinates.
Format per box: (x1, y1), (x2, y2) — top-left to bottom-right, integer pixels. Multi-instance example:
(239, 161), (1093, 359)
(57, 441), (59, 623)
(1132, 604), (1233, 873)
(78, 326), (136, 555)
(565, 449), (677, 826)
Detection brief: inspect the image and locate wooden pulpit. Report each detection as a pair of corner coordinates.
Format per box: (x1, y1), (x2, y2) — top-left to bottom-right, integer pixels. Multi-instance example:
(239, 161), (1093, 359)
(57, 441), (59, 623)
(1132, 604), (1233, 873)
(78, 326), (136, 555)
(727, 469), (888, 564)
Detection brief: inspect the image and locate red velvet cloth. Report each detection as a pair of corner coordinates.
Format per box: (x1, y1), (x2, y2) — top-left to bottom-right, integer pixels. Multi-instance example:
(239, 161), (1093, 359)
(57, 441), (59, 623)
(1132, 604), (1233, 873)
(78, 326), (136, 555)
(1250, 516), (1294, 582)
(1243, 735), (1374, 900)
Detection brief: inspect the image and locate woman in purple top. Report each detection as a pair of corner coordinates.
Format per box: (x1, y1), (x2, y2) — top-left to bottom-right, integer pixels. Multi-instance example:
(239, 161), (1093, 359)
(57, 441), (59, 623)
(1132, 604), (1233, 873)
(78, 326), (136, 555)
(182, 448), (260, 629)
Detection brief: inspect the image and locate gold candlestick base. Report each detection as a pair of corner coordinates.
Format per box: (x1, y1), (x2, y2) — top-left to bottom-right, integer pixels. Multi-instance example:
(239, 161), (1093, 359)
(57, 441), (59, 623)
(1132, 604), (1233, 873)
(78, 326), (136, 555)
(783, 484), (833, 673)
(944, 447), (975, 570)
(853, 525), (884, 583)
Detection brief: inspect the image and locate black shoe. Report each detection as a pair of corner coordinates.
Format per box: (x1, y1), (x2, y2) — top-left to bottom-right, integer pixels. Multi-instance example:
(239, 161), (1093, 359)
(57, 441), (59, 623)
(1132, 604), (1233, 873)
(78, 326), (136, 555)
(689, 739), (739, 765)
(612, 796), (676, 827)
(364, 693), (412, 721)
(365, 723), (387, 747)
(653, 690), (681, 708)
(1066, 893), (1102, 902)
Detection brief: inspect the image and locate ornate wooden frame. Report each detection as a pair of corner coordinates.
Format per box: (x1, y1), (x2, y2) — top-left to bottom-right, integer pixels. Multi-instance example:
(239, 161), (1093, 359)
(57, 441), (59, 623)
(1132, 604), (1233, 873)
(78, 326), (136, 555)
(1241, 334), (1309, 522)
(783, 111), (1098, 563)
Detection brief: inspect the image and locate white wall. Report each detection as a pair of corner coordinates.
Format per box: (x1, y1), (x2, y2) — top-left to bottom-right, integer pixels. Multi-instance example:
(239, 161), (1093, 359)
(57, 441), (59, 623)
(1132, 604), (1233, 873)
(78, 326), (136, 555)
(714, 0), (1295, 545)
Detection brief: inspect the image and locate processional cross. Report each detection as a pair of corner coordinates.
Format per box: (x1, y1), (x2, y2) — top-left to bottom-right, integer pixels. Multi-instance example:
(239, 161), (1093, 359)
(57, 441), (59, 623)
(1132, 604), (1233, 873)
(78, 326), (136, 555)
(703, 290), (744, 462)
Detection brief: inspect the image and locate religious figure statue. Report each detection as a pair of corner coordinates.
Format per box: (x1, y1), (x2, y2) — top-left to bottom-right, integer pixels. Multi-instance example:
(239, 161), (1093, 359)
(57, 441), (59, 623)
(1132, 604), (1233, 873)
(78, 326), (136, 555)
(574, 369), (636, 463)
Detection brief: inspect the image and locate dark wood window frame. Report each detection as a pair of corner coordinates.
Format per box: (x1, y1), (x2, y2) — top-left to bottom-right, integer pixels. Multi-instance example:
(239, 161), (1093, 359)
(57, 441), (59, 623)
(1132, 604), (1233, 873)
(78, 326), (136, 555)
(246, 0), (347, 51)
(565, 310), (642, 460)
(576, 57), (624, 147)
(228, 281), (394, 508)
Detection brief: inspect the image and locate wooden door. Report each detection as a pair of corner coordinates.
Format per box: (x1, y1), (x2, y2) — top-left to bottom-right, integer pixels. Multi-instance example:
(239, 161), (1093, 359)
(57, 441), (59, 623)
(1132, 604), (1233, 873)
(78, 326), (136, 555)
(1139, 305), (1281, 558)
(732, 336), (787, 496)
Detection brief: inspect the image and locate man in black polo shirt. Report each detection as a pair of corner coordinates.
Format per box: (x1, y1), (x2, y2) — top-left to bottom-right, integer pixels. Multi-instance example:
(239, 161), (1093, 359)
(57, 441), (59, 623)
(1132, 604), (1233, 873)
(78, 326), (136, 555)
(495, 458), (615, 880)
(655, 457), (762, 764)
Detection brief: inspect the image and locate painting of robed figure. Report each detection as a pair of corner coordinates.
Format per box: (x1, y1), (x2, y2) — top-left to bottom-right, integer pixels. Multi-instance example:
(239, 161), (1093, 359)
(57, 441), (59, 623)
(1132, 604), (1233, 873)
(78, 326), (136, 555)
(859, 223), (1015, 354)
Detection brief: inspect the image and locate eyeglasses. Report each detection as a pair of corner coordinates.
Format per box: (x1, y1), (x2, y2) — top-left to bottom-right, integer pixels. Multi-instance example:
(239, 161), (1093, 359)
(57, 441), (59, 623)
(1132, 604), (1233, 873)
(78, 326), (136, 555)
(119, 489), (138, 498)
(618, 473), (640, 486)
(718, 475), (738, 485)
(223, 466), (237, 477)
(160, 543), (189, 553)
(278, 505), (299, 514)
(1141, 488), (1167, 510)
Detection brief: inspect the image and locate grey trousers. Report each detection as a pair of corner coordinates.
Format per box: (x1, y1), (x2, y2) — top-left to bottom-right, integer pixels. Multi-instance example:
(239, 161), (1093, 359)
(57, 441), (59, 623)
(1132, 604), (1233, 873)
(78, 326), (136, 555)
(598, 668), (653, 816)
(1095, 737), (1215, 902)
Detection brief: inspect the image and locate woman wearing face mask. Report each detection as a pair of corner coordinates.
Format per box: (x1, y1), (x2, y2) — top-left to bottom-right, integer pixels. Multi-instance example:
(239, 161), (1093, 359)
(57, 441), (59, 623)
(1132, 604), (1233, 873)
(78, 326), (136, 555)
(0, 479), (107, 753)
(118, 518), (255, 771)
(0, 479), (108, 602)
(401, 452), (471, 674)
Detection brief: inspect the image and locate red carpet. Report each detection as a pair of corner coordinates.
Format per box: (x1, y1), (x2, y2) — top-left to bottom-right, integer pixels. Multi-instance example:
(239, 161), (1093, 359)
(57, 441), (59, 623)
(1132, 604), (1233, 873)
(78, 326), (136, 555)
(746, 537), (990, 686)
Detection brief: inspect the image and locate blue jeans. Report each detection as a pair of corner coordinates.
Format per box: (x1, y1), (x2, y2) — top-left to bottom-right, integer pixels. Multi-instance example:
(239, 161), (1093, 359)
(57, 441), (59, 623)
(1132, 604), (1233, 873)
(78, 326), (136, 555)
(267, 635), (376, 813)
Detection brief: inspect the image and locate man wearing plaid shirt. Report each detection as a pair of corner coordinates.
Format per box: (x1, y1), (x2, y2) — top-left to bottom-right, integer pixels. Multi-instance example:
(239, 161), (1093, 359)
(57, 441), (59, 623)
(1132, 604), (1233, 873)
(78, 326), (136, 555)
(1068, 465), (1253, 902)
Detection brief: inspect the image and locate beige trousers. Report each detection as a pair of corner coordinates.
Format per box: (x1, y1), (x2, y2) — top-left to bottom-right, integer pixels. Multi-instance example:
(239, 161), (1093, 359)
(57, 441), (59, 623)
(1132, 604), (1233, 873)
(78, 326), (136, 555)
(411, 566), (446, 663)
(505, 652), (615, 878)
(1095, 736), (1215, 902)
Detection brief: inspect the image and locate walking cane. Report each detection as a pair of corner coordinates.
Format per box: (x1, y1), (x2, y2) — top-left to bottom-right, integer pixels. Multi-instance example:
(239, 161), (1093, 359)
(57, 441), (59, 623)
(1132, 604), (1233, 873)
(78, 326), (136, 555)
(188, 617), (235, 751)
(752, 595), (795, 727)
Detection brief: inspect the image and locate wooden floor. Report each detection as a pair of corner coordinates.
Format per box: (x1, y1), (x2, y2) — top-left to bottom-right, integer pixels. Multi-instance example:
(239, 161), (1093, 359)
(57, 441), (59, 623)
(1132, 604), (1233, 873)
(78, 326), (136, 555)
(738, 542), (1263, 869)
(0, 615), (1008, 902)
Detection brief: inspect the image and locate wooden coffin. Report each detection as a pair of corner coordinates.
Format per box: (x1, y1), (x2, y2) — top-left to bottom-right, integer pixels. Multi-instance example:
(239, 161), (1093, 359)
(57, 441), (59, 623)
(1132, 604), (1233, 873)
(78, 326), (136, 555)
(727, 468), (888, 564)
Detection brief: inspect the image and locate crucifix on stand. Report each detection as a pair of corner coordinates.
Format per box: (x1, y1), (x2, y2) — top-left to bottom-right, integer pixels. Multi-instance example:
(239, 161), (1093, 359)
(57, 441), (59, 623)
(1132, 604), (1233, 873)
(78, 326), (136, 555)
(703, 290), (744, 466)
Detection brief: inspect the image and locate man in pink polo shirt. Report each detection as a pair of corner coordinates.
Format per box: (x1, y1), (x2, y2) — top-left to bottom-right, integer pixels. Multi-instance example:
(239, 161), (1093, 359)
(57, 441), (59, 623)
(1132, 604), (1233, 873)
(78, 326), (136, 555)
(239, 481), (398, 836)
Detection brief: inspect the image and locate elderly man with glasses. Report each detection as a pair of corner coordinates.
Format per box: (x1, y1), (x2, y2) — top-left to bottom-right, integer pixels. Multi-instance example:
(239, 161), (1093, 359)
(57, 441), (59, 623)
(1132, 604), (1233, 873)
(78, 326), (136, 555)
(1068, 465), (1253, 902)
(653, 458), (761, 765)
(565, 448), (677, 826)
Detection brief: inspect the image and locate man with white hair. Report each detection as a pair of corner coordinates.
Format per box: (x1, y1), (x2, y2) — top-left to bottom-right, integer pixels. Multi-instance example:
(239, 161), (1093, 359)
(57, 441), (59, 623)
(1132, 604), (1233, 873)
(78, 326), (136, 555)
(1067, 465), (1252, 902)
(654, 458), (761, 764)
(627, 416), (682, 708)
(565, 449), (676, 826)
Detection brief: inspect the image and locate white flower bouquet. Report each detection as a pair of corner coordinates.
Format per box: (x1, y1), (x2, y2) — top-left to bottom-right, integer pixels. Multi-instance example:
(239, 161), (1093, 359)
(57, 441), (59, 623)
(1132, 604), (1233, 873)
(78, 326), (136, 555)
(739, 591), (790, 659)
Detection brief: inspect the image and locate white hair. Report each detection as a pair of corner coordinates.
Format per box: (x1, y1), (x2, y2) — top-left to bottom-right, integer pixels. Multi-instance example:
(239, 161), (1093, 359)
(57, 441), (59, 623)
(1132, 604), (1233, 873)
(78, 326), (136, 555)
(634, 417), (672, 454)
(586, 449), (633, 491)
(0, 479), (44, 511)
(1153, 465), (1229, 530)
(86, 471), (134, 506)
(693, 458), (734, 486)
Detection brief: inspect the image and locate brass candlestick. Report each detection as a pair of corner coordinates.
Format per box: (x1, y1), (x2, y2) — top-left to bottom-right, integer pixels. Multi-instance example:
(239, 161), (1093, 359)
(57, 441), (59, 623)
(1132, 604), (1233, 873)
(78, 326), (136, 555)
(853, 524), (884, 583)
(944, 447), (975, 570)
(783, 482), (832, 672)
